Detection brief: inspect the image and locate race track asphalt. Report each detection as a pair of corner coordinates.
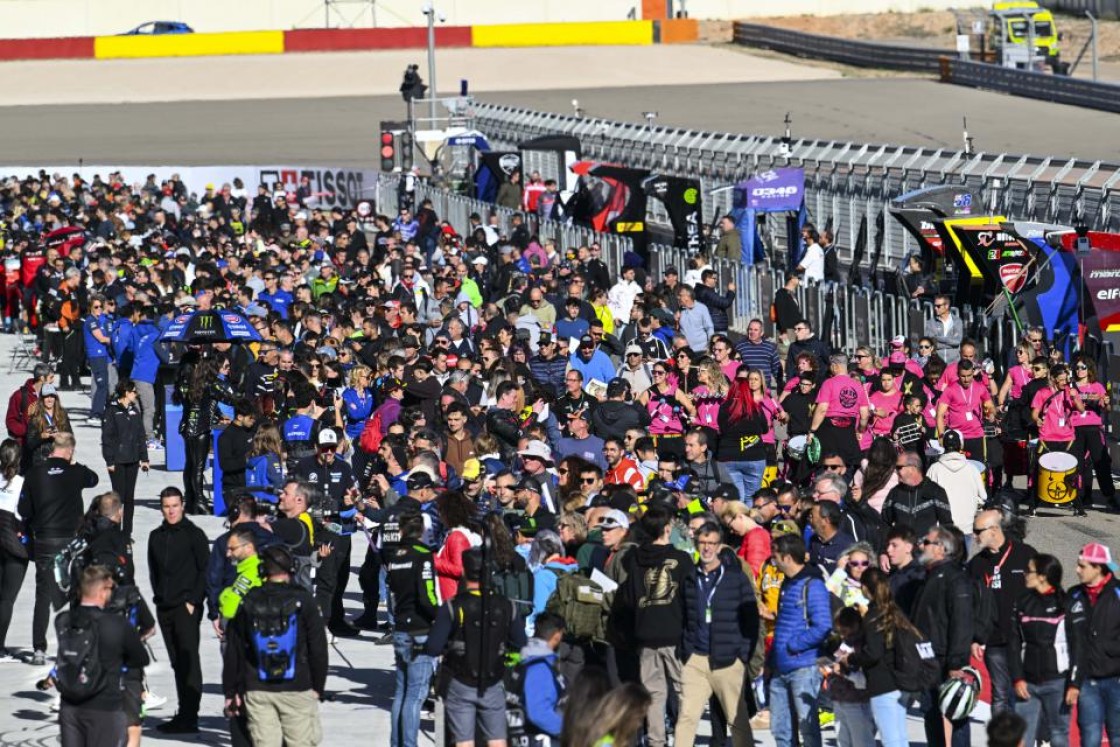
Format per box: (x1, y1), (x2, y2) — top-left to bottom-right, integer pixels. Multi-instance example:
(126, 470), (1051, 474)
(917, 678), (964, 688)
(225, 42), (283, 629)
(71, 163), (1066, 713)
(2, 76), (1120, 168)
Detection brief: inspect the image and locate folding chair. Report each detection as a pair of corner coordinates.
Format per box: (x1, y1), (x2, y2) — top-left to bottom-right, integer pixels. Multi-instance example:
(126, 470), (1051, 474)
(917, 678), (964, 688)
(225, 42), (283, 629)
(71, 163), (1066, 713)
(7, 332), (39, 374)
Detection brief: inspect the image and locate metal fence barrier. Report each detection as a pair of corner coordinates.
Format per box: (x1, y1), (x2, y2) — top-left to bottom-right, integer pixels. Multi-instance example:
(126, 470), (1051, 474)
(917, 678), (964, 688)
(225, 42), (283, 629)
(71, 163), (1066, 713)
(469, 102), (1120, 280)
(941, 56), (1120, 114)
(733, 22), (946, 72)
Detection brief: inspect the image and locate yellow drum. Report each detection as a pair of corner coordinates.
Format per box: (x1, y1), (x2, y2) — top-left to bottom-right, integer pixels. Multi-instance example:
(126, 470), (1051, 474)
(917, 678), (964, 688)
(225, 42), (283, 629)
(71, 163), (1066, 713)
(761, 464), (779, 488)
(966, 460), (987, 486)
(1037, 452), (1078, 505)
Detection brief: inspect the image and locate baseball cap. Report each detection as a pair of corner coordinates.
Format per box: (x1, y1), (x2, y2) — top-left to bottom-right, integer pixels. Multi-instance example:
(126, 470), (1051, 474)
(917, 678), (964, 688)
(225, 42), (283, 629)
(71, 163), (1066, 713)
(317, 429), (338, 446)
(711, 483), (740, 503)
(400, 335), (420, 349)
(579, 334), (594, 348)
(1079, 542), (1115, 567)
(40, 384), (58, 397)
(406, 471), (436, 491)
(539, 331), (553, 345)
(515, 515), (540, 538)
(460, 458), (482, 482)
(598, 509), (630, 531)
(625, 343), (643, 356)
(941, 429), (963, 453)
(516, 477), (543, 494)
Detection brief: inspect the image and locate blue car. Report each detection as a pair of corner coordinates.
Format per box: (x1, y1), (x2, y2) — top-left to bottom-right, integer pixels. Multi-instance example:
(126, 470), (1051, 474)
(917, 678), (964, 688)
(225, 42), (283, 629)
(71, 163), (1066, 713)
(121, 21), (194, 35)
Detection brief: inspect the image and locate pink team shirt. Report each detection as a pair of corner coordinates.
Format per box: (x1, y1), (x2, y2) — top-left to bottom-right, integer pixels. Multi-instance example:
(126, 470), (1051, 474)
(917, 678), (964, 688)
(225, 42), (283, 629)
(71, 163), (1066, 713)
(1031, 386), (1078, 442)
(691, 386), (725, 432)
(940, 381), (991, 439)
(759, 396), (784, 445)
(869, 390), (903, 438)
(1007, 364), (1032, 401)
(816, 375), (870, 421)
(1072, 382), (1107, 428)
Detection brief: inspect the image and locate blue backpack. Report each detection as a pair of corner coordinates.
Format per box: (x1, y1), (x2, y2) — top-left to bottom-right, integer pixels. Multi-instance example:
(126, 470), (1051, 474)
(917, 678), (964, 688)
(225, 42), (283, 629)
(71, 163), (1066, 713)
(243, 589), (301, 683)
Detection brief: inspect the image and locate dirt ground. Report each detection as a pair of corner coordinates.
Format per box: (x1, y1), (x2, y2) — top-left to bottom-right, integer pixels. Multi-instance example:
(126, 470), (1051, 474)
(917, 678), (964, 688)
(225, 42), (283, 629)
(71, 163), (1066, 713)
(743, 9), (1120, 61)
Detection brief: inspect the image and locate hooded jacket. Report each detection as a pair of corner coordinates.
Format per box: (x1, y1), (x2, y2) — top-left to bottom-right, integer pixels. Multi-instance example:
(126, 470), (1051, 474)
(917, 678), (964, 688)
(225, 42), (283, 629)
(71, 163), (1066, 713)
(1066, 574), (1120, 686)
(614, 543), (697, 649)
(520, 638), (564, 737)
(5, 377), (37, 445)
(590, 399), (651, 442)
(925, 451), (987, 530)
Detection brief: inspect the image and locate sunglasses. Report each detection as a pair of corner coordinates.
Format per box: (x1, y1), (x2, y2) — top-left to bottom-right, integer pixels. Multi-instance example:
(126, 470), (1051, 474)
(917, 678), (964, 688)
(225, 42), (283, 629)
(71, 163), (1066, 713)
(848, 560), (870, 568)
(1076, 364), (1088, 370)
(581, 477), (598, 485)
(919, 344), (932, 350)
(652, 370), (667, 376)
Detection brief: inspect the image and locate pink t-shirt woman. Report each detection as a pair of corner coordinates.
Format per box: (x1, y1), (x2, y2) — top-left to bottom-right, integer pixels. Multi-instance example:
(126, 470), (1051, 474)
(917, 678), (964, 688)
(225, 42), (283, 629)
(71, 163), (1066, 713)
(865, 389), (903, 449)
(759, 395), (784, 445)
(691, 386), (726, 432)
(1031, 386), (1078, 442)
(1071, 382), (1107, 428)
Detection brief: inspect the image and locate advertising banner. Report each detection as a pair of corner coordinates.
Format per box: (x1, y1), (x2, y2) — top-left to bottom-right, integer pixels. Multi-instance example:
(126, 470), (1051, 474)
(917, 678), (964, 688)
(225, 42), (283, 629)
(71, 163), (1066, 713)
(744, 168), (804, 212)
(1082, 249), (1120, 332)
(645, 175), (703, 254)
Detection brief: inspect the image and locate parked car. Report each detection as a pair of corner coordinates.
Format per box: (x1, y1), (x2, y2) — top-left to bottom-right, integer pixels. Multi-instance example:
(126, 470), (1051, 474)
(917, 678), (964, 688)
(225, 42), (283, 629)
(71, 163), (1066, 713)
(121, 21), (194, 35)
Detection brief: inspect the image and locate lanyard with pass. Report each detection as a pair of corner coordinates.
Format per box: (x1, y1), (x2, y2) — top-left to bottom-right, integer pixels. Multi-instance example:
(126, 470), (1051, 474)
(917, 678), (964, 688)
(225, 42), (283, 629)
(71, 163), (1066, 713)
(699, 565), (724, 624)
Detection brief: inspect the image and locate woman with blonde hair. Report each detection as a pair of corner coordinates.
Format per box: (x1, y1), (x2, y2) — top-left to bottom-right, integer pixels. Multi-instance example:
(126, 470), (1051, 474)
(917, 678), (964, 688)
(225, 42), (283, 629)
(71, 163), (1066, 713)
(719, 499), (771, 579)
(246, 421), (285, 504)
(692, 357), (730, 432)
(341, 364), (374, 442)
(564, 682), (652, 747)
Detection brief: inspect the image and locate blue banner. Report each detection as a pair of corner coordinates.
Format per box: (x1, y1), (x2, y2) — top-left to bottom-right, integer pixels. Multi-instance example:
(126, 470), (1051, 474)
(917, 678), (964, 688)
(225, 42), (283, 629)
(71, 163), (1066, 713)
(745, 168), (805, 212)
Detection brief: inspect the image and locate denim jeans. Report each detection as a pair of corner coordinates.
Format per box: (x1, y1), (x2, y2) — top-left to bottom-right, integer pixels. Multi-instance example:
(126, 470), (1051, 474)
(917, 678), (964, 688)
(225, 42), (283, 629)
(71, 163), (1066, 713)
(869, 690), (909, 747)
(89, 356), (109, 417)
(922, 684), (972, 747)
(769, 666), (823, 747)
(833, 700), (873, 747)
(1077, 675), (1120, 747)
(722, 460), (767, 504)
(391, 632), (435, 747)
(1014, 677), (1069, 747)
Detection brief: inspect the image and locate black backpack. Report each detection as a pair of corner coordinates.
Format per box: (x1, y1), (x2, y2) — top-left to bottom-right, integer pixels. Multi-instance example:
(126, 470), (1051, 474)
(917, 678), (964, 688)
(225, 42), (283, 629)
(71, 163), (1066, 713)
(892, 623), (941, 692)
(490, 557), (534, 619)
(242, 588), (302, 683)
(54, 609), (107, 704)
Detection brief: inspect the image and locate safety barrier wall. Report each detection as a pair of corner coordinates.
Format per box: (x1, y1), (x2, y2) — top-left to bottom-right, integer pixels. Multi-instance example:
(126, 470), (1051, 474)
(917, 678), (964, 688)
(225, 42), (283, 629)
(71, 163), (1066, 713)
(733, 22), (945, 72)
(940, 56), (1120, 115)
(0, 19), (679, 62)
(469, 101), (1120, 278)
(1042, 0), (1120, 19)
(372, 173), (1025, 361)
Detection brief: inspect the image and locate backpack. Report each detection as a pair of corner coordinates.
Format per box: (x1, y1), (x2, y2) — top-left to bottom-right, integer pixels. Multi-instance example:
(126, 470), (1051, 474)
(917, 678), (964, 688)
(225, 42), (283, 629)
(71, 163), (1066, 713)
(243, 589), (302, 683)
(54, 609), (107, 703)
(892, 623), (941, 692)
(53, 535), (90, 595)
(446, 593), (513, 685)
(504, 656), (566, 746)
(545, 570), (608, 642)
(491, 557), (534, 618)
(971, 577), (998, 646)
(358, 409), (385, 454)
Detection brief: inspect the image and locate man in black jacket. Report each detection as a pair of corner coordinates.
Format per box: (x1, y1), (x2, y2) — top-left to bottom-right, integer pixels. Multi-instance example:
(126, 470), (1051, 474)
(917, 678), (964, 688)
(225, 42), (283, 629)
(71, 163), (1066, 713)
(784, 318), (831, 375)
(912, 525), (973, 747)
(884, 525), (924, 618)
(223, 545), (328, 747)
(148, 487), (210, 734)
(386, 512), (441, 747)
(218, 400), (257, 503)
(591, 378), (650, 442)
(966, 508), (1036, 716)
(880, 452), (954, 537)
(294, 428), (361, 637)
(425, 548), (527, 746)
(613, 504), (697, 747)
(695, 270), (736, 337)
(1065, 542), (1120, 743)
(483, 381), (523, 457)
(58, 565), (150, 746)
(19, 432), (99, 664)
(676, 520), (757, 747)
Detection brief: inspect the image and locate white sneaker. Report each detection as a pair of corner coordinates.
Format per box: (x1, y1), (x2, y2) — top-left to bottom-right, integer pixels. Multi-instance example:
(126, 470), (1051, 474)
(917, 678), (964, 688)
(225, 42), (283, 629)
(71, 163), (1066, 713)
(144, 692), (168, 710)
(49, 694), (61, 712)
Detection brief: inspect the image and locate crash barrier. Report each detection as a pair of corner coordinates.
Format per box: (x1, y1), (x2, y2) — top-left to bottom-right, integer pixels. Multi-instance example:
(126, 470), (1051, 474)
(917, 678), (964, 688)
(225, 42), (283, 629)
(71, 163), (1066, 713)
(373, 173), (1027, 361)
(732, 22), (945, 72)
(0, 19), (687, 62)
(470, 100), (1120, 275)
(940, 56), (1120, 115)
(1045, 0), (1120, 19)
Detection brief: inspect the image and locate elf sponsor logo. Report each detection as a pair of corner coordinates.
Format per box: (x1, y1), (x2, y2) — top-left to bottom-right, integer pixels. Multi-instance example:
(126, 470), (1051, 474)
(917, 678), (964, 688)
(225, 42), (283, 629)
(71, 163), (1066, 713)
(1098, 288), (1120, 300)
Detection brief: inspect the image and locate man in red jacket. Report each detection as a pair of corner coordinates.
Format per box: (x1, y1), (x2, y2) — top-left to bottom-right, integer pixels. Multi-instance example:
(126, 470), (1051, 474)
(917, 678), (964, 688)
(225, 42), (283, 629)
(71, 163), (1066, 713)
(5, 362), (52, 448)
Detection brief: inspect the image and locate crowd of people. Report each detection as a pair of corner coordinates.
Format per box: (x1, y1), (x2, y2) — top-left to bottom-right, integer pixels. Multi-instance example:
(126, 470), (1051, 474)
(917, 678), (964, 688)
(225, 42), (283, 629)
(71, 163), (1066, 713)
(0, 169), (1117, 747)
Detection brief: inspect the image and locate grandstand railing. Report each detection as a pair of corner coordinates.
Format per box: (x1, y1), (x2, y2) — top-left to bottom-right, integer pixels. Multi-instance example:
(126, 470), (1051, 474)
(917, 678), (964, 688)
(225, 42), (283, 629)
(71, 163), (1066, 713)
(467, 101), (1120, 281)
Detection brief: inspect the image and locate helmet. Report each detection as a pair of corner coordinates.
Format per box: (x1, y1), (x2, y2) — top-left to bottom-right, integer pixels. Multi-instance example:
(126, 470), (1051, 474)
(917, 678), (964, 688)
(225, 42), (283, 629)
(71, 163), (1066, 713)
(937, 666), (982, 721)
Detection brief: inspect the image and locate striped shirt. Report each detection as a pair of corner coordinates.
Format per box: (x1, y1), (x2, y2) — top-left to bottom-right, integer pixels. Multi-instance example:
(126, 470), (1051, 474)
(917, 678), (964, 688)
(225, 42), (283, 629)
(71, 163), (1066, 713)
(735, 338), (783, 390)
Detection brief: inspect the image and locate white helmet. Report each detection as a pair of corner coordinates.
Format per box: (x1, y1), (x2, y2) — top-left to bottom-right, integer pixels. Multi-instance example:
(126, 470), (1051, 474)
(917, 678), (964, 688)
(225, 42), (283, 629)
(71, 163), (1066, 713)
(937, 665), (982, 721)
